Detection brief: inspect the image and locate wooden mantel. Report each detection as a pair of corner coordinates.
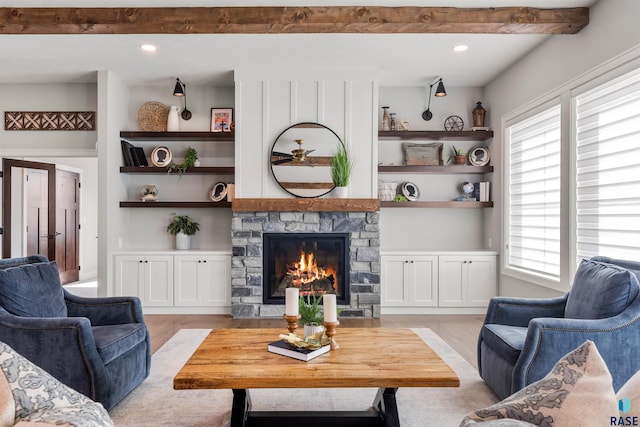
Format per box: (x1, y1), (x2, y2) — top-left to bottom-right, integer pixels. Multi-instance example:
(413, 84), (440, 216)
(232, 198), (380, 212)
(0, 7), (588, 35)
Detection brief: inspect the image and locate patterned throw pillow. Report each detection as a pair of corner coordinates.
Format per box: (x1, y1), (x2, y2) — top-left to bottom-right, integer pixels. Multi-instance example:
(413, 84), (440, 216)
(0, 342), (114, 427)
(461, 341), (618, 427)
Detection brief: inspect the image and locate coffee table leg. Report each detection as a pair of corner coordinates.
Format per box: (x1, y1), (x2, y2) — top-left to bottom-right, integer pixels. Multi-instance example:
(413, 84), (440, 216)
(372, 387), (400, 427)
(231, 389), (252, 427)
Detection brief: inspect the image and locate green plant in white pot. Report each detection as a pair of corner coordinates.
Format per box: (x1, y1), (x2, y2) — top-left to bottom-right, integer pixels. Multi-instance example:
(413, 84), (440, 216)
(167, 215), (200, 250)
(330, 144), (354, 198)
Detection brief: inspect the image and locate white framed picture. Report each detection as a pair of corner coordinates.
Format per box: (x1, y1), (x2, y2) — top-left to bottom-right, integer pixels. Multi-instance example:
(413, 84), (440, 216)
(209, 182), (228, 202)
(401, 182), (420, 201)
(150, 146), (172, 167)
(211, 108), (233, 132)
(468, 146), (490, 166)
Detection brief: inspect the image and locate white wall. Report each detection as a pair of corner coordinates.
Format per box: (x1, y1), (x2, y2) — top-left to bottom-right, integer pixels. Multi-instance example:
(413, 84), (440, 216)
(234, 69), (378, 199)
(0, 83), (97, 152)
(378, 86), (490, 251)
(485, 0), (640, 297)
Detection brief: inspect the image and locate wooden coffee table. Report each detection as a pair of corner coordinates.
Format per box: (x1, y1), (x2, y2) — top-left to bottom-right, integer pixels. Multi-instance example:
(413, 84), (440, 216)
(174, 328), (459, 427)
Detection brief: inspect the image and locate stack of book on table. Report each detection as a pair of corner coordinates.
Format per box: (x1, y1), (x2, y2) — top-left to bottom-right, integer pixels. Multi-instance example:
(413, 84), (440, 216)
(267, 340), (330, 362)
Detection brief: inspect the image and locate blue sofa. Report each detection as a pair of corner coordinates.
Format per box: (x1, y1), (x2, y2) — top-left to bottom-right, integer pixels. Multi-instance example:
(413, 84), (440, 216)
(0, 255), (151, 410)
(478, 256), (640, 399)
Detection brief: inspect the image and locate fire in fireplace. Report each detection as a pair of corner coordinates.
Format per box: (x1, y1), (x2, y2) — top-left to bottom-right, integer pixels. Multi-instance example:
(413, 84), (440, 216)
(263, 233), (350, 305)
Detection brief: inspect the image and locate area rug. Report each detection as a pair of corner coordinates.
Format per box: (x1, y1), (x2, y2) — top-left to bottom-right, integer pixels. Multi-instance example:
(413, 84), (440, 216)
(109, 328), (498, 426)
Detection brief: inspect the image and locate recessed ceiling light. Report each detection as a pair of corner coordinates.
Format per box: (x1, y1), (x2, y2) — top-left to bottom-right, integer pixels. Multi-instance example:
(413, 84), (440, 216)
(453, 44), (469, 52)
(140, 44), (157, 52)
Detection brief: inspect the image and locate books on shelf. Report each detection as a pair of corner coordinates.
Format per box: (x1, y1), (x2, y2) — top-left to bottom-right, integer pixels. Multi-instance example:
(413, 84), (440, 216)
(267, 340), (330, 362)
(473, 182), (491, 202)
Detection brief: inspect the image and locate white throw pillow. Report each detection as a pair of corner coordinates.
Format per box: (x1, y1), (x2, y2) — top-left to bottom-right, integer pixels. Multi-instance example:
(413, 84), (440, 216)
(461, 341), (618, 427)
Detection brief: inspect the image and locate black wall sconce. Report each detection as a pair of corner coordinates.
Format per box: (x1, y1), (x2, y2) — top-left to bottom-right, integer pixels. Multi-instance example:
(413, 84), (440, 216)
(422, 77), (447, 121)
(173, 78), (192, 120)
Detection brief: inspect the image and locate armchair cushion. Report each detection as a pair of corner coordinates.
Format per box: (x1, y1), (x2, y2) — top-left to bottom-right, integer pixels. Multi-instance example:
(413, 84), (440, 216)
(92, 323), (147, 365)
(0, 262), (67, 318)
(565, 259), (639, 319)
(481, 325), (527, 366)
(463, 341), (618, 427)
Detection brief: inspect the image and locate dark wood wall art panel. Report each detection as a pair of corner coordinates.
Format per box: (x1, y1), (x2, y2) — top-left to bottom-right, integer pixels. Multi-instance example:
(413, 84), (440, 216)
(4, 111), (96, 130)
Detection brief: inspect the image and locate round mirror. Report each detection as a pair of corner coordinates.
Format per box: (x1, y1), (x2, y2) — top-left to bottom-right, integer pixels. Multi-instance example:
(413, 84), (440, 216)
(270, 122), (344, 198)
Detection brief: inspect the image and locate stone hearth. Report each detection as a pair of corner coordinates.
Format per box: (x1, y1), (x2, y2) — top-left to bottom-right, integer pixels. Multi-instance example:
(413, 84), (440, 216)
(231, 211), (380, 318)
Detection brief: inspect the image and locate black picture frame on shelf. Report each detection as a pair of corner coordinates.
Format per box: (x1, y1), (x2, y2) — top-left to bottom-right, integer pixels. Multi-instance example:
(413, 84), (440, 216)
(121, 140), (135, 166)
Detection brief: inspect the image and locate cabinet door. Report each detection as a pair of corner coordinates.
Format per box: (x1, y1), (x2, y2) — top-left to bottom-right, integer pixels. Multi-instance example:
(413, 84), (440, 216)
(143, 256), (174, 307)
(381, 256), (409, 306)
(115, 255), (144, 297)
(175, 254), (231, 307)
(438, 256), (466, 307)
(408, 256), (438, 307)
(465, 256), (496, 306)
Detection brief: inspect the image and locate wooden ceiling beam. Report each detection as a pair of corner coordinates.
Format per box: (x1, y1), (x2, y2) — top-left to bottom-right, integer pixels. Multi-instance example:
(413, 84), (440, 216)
(0, 7), (588, 35)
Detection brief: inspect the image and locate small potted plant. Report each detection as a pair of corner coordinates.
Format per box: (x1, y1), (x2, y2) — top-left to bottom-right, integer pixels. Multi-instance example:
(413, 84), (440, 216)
(330, 144), (355, 198)
(167, 215), (200, 250)
(449, 145), (467, 165)
(299, 293), (325, 338)
(167, 146), (199, 176)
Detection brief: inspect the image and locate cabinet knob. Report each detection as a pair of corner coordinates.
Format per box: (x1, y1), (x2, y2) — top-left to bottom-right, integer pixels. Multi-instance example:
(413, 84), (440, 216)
(469, 260), (473, 264)
(410, 260), (414, 263)
(463, 260), (467, 263)
(203, 260), (207, 263)
(144, 260), (148, 263)
(139, 260), (143, 263)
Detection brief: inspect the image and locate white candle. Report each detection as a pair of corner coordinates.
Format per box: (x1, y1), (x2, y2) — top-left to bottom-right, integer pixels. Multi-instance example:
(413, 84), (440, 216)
(323, 294), (337, 323)
(285, 288), (299, 316)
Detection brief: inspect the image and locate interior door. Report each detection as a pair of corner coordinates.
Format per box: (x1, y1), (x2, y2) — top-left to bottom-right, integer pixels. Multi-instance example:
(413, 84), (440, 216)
(56, 169), (80, 284)
(25, 169), (49, 257)
(2, 158), (56, 261)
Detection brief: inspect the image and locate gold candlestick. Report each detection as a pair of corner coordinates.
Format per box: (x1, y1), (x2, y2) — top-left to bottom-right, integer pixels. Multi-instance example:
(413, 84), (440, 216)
(283, 314), (301, 334)
(322, 320), (340, 350)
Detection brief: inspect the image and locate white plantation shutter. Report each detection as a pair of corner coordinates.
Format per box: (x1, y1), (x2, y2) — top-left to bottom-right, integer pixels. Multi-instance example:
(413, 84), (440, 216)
(507, 105), (562, 279)
(575, 68), (640, 264)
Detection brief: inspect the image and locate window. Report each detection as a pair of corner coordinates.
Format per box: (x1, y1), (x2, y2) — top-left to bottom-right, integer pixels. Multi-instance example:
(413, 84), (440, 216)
(574, 68), (640, 265)
(506, 104), (562, 280)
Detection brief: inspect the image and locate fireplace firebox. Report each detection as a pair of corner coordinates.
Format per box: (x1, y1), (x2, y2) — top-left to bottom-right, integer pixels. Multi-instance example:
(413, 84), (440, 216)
(263, 233), (350, 306)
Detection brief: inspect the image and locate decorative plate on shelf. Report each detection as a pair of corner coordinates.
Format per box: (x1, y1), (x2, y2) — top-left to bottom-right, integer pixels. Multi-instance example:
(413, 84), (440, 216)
(209, 182), (228, 202)
(137, 101), (169, 131)
(468, 146), (491, 166)
(151, 146), (172, 167)
(401, 182), (420, 201)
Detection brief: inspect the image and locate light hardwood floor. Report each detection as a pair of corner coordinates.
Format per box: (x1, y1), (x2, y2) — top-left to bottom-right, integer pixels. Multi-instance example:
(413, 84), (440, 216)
(145, 314), (484, 369)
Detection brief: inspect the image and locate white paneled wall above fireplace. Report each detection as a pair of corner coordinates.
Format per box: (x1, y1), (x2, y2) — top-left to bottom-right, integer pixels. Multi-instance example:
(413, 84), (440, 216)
(234, 69), (379, 199)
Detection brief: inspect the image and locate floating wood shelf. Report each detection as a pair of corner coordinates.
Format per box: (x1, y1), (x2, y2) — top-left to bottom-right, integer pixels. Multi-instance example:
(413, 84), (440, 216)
(380, 201), (493, 208)
(378, 130), (493, 141)
(233, 198), (380, 212)
(378, 165), (493, 174)
(120, 166), (234, 174)
(119, 201), (232, 208)
(119, 131), (234, 141)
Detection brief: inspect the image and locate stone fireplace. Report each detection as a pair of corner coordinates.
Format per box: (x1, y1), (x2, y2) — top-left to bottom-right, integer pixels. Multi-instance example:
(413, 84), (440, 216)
(231, 206), (380, 318)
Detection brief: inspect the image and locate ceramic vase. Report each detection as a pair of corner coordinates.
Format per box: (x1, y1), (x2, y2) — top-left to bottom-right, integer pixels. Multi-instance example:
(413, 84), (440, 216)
(332, 186), (349, 198)
(304, 323), (324, 339)
(167, 105), (180, 131)
(175, 232), (190, 250)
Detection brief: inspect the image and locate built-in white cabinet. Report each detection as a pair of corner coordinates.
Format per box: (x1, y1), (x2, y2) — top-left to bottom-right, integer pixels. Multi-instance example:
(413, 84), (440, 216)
(115, 251), (231, 314)
(381, 251), (497, 314)
(381, 255), (438, 307)
(174, 254), (230, 307)
(115, 255), (174, 307)
(438, 255), (496, 307)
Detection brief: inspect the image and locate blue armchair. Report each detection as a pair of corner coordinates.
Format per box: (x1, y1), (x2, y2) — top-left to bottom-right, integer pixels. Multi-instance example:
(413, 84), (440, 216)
(478, 256), (640, 399)
(0, 255), (151, 410)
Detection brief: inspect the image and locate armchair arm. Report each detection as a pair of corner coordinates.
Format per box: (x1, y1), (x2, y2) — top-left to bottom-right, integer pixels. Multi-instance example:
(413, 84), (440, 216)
(512, 298), (640, 393)
(64, 290), (145, 326)
(483, 295), (568, 327)
(0, 308), (109, 401)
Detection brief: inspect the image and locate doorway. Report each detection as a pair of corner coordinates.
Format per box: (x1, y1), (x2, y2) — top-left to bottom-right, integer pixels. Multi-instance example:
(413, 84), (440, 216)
(2, 158), (80, 284)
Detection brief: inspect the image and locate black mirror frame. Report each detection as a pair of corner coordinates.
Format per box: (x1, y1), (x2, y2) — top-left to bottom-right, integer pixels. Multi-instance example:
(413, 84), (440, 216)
(269, 122), (344, 199)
